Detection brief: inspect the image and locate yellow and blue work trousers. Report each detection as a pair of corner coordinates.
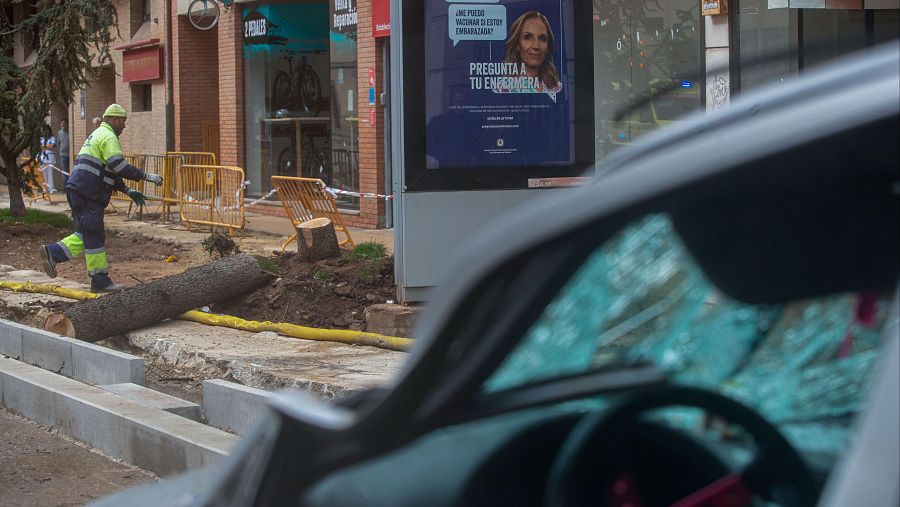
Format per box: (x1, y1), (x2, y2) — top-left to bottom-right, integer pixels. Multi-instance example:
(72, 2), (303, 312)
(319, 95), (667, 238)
(45, 192), (114, 290)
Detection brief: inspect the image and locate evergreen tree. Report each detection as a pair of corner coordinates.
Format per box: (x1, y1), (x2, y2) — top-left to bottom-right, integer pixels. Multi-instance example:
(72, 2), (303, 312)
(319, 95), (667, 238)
(0, 0), (117, 216)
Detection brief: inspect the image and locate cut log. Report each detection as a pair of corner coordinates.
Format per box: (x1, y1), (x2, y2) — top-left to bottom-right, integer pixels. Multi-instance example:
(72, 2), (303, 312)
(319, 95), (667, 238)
(43, 254), (272, 342)
(296, 217), (341, 262)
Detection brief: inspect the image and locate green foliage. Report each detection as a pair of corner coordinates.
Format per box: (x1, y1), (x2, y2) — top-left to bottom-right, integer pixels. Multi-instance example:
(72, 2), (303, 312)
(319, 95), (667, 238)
(356, 264), (378, 283)
(345, 241), (388, 262)
(255, 256), (284, 276)
(0, 207), (72, 228)
(313, 268), (336, 281)
(201, 233), (240, 258)
(0, 1), (118, 215)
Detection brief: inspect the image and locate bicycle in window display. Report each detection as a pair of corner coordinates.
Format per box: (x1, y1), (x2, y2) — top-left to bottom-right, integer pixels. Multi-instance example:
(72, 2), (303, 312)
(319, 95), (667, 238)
(276, 133), (330, 181)
(273, 52), (324, 118)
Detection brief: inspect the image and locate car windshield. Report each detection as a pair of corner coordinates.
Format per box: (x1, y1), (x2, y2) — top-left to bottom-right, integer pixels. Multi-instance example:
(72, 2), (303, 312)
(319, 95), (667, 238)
(483, 214), (894, 460)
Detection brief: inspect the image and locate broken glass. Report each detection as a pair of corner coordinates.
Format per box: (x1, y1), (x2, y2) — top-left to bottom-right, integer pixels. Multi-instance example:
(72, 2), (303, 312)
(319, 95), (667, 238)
(485, 213), (893, 460)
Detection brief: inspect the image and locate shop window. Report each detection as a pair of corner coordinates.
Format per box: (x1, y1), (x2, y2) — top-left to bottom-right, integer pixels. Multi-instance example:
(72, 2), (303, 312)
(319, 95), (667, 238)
(801, 9), (866, 69)
(132, 84), (152, 112)
(738, 6), (899, 93)
(130, 0), (150, 37)
(736, 0), (797, 92)
(242, 2), (359, 209)
(593, 0), (703, 161)
(873, 10), (900, 44)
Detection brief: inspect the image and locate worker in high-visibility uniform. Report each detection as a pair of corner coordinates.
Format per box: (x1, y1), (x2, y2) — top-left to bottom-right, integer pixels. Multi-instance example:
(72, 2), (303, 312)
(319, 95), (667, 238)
(40, 104), (163, 293)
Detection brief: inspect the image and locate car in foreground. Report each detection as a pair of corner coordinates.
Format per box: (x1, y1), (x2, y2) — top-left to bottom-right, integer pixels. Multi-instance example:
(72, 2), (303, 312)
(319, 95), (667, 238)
(95, 44), (899, 507)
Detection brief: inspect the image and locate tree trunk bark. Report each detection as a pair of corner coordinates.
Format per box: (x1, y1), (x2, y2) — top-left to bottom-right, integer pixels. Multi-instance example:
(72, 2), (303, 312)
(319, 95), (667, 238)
(43, 254), (273, 342)
(3, 154), (27, 217)
(296, 218), (341, 262)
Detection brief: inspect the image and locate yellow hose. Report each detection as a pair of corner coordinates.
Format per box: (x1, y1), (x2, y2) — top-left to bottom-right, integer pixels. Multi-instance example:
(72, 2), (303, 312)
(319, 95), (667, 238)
(0, 281), (412, 352)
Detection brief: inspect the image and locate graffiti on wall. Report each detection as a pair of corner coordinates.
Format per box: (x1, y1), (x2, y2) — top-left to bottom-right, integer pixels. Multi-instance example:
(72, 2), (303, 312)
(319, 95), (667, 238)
(706, 47), (730, 113)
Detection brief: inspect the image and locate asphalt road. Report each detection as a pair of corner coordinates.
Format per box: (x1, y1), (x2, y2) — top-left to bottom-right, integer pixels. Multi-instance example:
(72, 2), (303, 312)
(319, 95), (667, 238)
(0, 408), (156, 507)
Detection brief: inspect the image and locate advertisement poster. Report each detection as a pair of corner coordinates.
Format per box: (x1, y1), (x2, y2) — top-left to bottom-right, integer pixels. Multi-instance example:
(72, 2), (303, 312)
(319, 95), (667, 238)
(425, 0), (574, 169)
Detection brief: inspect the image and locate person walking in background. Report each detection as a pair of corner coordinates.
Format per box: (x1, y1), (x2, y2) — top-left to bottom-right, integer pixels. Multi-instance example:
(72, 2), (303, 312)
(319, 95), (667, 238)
(57, 119), (70, 189)
(39, 104), (163, 293)
(39, 125), (57, 193)
(92, 117), (101, 129)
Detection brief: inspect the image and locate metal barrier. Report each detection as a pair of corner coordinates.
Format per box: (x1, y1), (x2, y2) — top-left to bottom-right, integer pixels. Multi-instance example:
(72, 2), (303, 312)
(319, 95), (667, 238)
(165, 152), (215, 224)
(143, 154), (178, 221)
(180, 164), (245, 234)
(166, 151), (216, 167)
(17, 157), (52, 205)
(271, 176), (355, 252)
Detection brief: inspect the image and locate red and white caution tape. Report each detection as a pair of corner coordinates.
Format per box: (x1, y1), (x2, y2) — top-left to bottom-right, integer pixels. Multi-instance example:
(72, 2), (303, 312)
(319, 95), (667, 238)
(245, 187), (278, 207)
(44, 164), (70, 177)
(221, 187), (278, 212)
(321, 183), (394, 201)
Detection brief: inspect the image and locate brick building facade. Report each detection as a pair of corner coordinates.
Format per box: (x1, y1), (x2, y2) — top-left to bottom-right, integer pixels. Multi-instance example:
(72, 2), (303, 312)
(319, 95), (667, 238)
(168, 0), (390, 229)
(18, 0), (392, 230)
(68, 0), (170, 181)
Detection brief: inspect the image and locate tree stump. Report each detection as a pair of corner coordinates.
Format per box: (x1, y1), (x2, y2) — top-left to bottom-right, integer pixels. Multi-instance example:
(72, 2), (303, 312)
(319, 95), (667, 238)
(43, 254), (272, 342)
(296, 217), (341, 262)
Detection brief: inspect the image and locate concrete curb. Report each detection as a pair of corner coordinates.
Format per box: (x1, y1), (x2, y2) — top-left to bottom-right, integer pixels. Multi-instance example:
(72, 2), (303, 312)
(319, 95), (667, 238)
(1, 318), (144, 385)
(0, 357), (236, 477)
(0, 318), (27, 359)
(203, 379), (272, 435)
(100, 383), (202, 421)
(0, 319), (144, 385)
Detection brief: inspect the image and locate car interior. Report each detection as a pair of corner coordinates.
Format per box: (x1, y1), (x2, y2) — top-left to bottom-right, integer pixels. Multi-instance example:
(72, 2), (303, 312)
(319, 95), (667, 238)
(89, 46), (898, 507)
(297, 49), (898, 507)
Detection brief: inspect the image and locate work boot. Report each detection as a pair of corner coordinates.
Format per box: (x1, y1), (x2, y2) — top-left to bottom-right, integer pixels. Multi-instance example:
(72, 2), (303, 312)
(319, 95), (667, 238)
(39, 245), (57, 278)
(90, 273), (124, 294)
(91, 283), (125, 294)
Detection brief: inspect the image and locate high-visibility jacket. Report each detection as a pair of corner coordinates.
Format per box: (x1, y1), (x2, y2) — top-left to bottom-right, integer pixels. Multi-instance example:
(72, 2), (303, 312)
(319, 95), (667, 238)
(66, 122), (145, 205)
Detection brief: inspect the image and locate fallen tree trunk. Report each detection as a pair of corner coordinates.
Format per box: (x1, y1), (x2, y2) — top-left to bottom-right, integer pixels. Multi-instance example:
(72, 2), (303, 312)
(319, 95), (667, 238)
(44, 254), (273, 342)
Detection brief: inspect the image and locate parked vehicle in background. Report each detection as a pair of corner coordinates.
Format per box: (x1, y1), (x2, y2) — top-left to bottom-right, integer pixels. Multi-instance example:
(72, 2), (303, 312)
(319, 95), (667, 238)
(94, 44), (899, 507)
(604, 79), (700, 149)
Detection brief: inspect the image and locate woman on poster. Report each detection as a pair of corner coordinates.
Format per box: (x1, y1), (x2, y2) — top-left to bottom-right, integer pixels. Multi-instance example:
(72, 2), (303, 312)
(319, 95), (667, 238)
(500, 11), (563, 98)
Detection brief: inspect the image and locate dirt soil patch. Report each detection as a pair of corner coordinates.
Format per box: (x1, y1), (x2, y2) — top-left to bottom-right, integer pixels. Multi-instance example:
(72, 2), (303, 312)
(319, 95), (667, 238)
(211, 251), (396, 330)
(0, 221), (205, 287)
(0, 221), (397, 332)
(0, 409), (156, 507)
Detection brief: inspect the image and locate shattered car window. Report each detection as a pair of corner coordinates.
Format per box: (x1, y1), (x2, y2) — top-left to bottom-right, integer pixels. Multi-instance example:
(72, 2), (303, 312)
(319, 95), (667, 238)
(485, 214), (894, 458)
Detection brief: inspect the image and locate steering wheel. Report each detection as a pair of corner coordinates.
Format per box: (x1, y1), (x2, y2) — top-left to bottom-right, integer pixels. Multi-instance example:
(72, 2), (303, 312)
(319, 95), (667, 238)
(545, 386), (818, 507)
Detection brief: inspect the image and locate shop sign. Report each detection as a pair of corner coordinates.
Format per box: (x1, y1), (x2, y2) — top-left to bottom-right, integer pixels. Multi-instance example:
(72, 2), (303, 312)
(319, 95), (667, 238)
(242, 8), (289, 49)
(332, 0), (358, 33)
(702, 0), (728, 15)
(369, 107), (376, 125)
(244, 11), (271, 43)
(242, 4), (328, 57)
(424, 0), (574, 169)
(122, 46), (163, 82)
(373, 0), (391, 38)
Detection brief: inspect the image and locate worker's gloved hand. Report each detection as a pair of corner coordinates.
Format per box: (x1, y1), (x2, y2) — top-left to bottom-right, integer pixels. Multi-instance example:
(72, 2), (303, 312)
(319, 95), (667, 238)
(126, 189), (146, 206)
(144, 173), (164, 186)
